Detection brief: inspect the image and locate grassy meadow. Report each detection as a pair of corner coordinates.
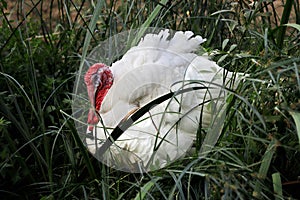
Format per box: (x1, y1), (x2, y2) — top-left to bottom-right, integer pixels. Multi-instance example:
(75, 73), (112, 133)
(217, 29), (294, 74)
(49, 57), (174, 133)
(1, 0), (300, 199)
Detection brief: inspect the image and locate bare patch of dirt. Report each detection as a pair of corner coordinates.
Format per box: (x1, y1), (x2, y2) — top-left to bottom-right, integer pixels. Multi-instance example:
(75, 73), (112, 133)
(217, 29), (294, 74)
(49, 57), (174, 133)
(1, 0), (297, 32)
(1, 0), (91, 30)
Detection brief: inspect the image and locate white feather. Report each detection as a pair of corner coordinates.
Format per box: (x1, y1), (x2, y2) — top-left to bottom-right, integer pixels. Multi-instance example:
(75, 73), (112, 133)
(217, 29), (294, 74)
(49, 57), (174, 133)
(86, 30), (245, 172)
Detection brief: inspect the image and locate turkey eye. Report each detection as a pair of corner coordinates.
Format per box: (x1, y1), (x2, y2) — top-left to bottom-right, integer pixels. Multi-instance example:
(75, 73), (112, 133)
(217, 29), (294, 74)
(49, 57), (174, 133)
(92, 73), (102, 89)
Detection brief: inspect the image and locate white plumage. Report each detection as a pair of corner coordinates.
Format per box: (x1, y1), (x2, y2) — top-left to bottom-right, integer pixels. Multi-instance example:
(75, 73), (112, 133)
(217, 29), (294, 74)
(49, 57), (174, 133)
(84, 29), (244, 172)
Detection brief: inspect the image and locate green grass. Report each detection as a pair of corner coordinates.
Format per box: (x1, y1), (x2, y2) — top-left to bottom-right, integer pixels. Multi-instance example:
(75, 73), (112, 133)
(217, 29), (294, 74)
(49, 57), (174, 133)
(1, 0), (300, 199)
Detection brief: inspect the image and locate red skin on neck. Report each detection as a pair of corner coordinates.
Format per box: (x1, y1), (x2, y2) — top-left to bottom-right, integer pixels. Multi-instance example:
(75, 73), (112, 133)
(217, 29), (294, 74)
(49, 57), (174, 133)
(84, 64), (113, 131)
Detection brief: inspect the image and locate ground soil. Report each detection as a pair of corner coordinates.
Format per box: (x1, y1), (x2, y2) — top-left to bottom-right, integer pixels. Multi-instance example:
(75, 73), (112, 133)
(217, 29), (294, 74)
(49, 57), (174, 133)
(2, 0), (297, 27)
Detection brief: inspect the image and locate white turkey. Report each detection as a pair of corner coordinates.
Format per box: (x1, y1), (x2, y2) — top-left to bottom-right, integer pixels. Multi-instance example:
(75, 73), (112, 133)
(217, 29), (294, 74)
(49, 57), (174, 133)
(83, 29), (245, 172)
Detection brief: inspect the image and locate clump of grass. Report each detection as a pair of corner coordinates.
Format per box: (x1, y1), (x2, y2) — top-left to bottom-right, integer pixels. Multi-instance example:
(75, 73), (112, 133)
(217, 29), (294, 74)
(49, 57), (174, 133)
(1, 0), (300, 199)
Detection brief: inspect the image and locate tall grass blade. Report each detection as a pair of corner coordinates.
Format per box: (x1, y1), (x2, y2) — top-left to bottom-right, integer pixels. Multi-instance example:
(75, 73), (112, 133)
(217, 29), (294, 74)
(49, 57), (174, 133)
(284, 23), (300, 32)
(289, 111), (300, 145)
(61, 110), (97, 179)
(74, 0), (105, 95)
(272, 172), (283, 200)
(199, 106), (226, 156)
(130, 0), (168, 46)
(276, 0), (293, 49)
(134, 177), (162, 200)
(253, 138), (276, 197)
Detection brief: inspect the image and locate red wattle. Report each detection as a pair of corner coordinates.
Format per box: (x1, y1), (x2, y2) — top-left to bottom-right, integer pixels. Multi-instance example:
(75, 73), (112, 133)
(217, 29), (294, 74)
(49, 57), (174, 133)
(95, 69), (113, 112)
(85, 63), (114, 131)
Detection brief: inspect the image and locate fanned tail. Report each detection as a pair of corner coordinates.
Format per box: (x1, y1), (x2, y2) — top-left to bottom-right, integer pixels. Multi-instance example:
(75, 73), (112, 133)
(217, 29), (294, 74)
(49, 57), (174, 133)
(137, 29), (206, 53)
